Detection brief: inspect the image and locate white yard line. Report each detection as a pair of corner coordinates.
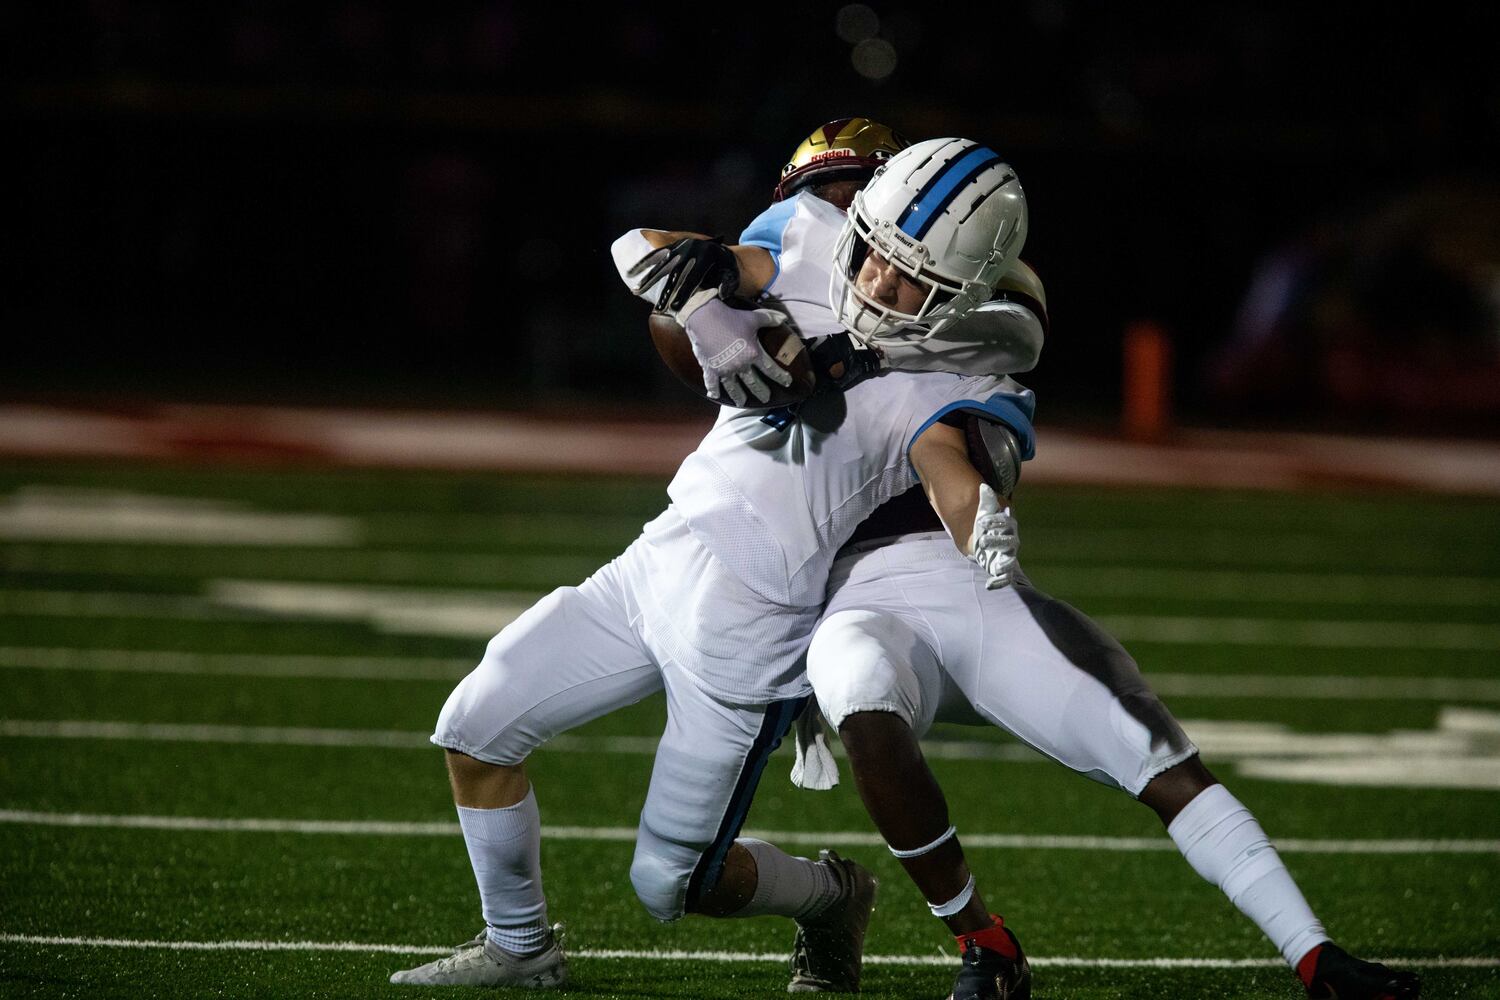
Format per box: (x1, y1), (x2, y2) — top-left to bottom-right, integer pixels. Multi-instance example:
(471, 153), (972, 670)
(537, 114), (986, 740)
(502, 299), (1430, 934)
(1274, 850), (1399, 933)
(0, 489), (360, 546)
(0, 549), (599, 587)
(8, 715), (1500, 790)
(1024, 566), (1500, 607)
(6, 647), (1500, 700)
(0, 718), (1036, 760)
(1097, 615), (1500, 652)
(0, 719), (438, 749)
(206, 580), (537, 639)
(4, 810), (1498, 855)
(8, 545), (1500, 606)
(0, 718), (1038, 760)
(0, 592), (262, 622)
(8, 579), (1500, 649)
(1145, 673), (1500, 701)
(0, 932), (1494, 969)
(0, 647), (473, 681)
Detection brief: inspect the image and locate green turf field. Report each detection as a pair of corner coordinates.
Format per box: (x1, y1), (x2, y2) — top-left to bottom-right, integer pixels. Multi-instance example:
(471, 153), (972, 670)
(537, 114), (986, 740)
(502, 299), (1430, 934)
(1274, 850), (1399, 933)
(2, 461), (1497, 998)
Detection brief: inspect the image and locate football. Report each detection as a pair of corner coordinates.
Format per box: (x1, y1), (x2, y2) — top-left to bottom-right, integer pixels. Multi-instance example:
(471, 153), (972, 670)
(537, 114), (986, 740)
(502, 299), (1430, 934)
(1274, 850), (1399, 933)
(647, 311), (818, 408)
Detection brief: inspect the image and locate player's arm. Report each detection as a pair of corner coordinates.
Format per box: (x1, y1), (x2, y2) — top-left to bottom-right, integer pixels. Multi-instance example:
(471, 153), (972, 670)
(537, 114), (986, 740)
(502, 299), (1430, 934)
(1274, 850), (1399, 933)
(910, 421), (1020, 589)
(879, 261), (1048, 376)
(611, 228), (789, 405)
(610, 229), (775, 301)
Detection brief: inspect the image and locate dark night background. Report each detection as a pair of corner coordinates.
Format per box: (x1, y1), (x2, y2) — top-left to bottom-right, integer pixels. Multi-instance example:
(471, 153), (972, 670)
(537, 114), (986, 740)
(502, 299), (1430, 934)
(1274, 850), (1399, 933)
(5, 2), (1499, 432)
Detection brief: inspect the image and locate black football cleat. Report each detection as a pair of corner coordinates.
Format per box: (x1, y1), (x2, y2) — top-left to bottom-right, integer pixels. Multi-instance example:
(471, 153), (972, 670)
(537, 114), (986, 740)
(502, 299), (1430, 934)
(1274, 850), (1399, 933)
(949, 924), (1031, 1000)
(787, 850), (878, 992)
(1299, 942), (1420, 1000)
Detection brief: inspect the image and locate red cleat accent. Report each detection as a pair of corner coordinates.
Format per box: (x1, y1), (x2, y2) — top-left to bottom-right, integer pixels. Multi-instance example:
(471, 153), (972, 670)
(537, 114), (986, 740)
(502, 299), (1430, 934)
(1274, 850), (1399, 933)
(1297, 944), (1326, 990)
(957, 915), (1019, 961)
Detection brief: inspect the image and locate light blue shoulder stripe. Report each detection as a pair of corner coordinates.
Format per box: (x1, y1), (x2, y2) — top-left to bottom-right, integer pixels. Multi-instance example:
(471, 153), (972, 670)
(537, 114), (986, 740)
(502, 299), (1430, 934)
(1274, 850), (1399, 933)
(737, 194), (801, 287)
(906, 390), (1038, 481)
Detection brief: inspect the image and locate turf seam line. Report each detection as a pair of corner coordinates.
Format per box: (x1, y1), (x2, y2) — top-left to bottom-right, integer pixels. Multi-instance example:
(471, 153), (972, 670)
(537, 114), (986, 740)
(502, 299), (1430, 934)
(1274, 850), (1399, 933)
(0, 934), (1495, 968)
(4, 810), (1498, 854)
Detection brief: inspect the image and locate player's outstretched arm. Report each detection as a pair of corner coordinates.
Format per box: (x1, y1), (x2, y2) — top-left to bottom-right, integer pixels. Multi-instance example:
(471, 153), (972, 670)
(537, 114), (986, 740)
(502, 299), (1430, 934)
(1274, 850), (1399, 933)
(611, 229), (788, 405)
(610, 229), (775, 301)
(879, 260), (1048, 377)
(910, 421), (1019, 589)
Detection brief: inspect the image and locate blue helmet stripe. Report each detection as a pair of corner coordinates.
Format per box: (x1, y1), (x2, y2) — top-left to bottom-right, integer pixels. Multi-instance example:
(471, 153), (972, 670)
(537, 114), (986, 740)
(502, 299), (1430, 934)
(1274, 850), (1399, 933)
(897, 146), (1004, 240)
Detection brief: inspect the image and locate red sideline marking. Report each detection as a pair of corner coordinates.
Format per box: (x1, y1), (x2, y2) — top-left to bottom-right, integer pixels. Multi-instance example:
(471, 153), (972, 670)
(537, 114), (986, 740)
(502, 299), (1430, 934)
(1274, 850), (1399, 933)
(2, 403), (1499, 495)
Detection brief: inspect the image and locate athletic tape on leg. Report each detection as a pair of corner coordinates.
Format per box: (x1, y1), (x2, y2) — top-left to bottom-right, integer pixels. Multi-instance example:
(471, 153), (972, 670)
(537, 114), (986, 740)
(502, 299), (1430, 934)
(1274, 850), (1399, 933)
(889, 825), (957, 859)
(929, 873), (977, 918)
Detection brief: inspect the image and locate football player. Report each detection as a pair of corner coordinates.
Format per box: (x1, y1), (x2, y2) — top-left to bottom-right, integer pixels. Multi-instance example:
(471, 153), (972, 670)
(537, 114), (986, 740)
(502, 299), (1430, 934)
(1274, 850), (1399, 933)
(641, 133), (1421, 999)
(612, 134), (1041, 994)
(774, 119), (1048, 389)
(388, 151), (1034, 990)
(771, 116), (908, 212)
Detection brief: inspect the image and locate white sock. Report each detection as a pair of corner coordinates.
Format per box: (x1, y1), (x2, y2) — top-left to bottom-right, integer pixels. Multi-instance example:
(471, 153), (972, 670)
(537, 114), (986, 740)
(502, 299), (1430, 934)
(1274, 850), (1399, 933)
(457, 788), (549, 955)
(733, 839), (842, 919)
(1167, 784), (1329, 967)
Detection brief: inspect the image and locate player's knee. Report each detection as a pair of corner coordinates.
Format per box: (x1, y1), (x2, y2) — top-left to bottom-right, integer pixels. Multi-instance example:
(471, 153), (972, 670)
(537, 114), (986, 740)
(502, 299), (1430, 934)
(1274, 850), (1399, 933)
(809, 611), (915, 730)
(628, 844), (691, 922)
(432, 685), (469, 749)
(631, 800), (713, 923)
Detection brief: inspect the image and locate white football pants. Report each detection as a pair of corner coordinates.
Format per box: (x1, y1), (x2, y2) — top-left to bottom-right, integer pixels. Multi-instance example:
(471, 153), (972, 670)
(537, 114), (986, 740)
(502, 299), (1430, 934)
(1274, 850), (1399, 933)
(433, 509), (811, 921)
(810, 532), (1197, 795)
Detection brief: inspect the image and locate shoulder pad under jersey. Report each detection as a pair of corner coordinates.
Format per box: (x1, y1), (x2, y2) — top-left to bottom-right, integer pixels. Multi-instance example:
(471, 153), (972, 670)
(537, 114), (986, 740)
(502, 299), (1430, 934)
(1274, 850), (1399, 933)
(994, 260), (1048, 332)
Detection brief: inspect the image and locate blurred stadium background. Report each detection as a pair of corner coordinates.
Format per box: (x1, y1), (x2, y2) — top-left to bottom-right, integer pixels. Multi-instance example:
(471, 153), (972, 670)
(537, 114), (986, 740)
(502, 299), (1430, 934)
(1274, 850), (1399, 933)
(5, 1), (1500, 430)
(3, 4), (1500, 998)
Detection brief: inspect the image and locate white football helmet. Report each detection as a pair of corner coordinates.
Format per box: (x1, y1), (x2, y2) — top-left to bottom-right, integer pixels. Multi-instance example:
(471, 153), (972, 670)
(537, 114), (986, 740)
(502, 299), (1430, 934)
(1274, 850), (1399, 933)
(830, 137), (1027, 346)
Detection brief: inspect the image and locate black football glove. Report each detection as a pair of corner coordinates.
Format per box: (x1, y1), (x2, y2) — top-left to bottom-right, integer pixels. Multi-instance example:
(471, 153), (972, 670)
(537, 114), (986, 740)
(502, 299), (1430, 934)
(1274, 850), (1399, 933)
(637, 237), (741, 317)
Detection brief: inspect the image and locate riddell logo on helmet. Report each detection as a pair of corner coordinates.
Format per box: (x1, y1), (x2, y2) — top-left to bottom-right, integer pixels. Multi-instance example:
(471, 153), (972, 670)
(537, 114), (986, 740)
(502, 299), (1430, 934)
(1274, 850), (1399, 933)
(810, 150), (857, 164)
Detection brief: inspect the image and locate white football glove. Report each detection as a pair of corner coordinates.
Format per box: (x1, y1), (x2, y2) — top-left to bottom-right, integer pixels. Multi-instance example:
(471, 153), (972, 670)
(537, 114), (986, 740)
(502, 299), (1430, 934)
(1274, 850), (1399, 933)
(678, 288), (795, 407)
(971, 482), (1019, 590)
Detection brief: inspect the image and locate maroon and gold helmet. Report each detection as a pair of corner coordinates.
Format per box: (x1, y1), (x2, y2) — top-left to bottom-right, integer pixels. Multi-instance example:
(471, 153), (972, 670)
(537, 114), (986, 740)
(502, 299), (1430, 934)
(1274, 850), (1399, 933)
(772, 117), (912, 202)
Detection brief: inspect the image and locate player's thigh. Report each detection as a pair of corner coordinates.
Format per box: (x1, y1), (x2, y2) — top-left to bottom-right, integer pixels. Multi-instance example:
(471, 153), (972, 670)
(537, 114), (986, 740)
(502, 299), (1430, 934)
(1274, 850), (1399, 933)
(434, 567), (661, 765)
(629, 665), (804, 921)
(956, 581), (1197, 795)
(808, 607), (944, 733)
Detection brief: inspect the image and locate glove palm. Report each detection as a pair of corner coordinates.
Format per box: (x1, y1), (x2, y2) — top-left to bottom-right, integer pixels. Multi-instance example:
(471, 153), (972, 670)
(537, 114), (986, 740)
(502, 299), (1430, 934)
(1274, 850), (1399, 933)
(678, 289), (795, 407)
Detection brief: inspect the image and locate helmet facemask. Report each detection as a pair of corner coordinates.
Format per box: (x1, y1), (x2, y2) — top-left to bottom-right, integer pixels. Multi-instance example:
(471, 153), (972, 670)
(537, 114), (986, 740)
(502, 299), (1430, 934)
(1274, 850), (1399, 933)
(830, 186), (990, 347)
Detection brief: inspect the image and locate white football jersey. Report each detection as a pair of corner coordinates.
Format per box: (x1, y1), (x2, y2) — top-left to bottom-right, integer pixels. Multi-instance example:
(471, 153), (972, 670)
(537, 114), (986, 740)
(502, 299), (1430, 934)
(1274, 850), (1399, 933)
(667, 369), (1033, 607)
(611, 193), (1039, 609)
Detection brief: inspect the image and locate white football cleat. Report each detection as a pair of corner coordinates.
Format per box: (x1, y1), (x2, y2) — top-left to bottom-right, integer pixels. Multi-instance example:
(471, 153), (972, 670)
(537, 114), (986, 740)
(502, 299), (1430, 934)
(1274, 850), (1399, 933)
(389, 926), (568, 988)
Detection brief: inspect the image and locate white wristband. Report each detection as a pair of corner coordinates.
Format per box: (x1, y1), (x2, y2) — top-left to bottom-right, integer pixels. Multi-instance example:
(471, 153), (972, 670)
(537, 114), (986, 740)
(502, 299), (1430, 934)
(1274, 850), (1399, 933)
(610, 230), (663, 300)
